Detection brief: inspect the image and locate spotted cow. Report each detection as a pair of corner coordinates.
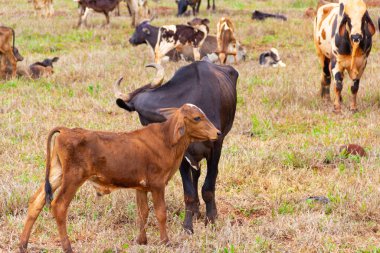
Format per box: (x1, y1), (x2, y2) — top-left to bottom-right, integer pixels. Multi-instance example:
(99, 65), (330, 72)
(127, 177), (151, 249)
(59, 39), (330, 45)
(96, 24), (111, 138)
(314, 0), (376, 112)
(154, 18), (209, 64)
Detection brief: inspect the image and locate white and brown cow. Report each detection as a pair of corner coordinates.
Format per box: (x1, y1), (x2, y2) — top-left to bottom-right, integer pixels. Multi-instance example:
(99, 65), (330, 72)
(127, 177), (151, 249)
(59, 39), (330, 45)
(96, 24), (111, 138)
(154, 18), (209, 64)
(216, 17), (237, 64)
(314, 0), (376, 113)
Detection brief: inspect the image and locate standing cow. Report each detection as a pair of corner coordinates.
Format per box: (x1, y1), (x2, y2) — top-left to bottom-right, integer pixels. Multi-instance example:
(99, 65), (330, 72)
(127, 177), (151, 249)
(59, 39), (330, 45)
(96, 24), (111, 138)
(114, 61), (238, 233)
(176, 0), (216, 16)
(32, 0), (54, 17)
(126, 0), (150, 27)
(154, 18), (210, 64)
(75, 0), (120, 27)
(0, 27), (24, 78)
(216, 17), (237, 64)
(314, 0), (376, 112)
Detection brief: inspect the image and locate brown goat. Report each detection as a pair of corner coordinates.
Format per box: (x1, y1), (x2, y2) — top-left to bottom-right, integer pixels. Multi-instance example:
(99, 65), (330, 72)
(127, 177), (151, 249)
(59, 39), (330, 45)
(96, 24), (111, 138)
(216, 17), (237, 64)
(19, 104), (220, 253)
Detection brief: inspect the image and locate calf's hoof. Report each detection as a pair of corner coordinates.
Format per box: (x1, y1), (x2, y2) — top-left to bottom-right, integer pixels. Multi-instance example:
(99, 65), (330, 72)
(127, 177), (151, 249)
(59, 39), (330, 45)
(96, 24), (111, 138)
(182, 222), (194, 234)
(333, 106), (341, 114)
(350, 107), (358, 113)
(159, 238), (170, 246)
(136, 236), (148, 245)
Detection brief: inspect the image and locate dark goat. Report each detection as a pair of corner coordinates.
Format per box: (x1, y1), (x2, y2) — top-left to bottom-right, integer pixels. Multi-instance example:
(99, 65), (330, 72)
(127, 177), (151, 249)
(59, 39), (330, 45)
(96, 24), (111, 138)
(114, 61), (238, 233)
(76, 0), (120, 27)
(29, 57), (59, 78)
(252, 10), (287, 21)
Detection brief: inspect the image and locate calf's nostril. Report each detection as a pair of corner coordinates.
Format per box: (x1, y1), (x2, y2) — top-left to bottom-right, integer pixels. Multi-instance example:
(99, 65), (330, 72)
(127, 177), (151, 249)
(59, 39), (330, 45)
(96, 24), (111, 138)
(217, 131), (222, 136)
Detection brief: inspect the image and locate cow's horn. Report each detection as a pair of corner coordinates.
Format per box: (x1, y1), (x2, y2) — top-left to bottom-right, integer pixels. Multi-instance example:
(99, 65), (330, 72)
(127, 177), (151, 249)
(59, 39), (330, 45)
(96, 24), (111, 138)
(113, 77), (130, 101)
(146, 63), (165, 87)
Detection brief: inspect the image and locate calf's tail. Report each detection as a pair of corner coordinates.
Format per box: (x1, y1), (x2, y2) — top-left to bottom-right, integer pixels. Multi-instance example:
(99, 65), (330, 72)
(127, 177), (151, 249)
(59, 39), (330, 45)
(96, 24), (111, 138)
(44, 127), (62, 206)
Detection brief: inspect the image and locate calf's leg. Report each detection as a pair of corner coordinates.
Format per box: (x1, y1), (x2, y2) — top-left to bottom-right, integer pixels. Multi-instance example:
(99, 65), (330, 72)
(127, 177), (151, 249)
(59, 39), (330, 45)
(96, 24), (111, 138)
(19, 158), (63, 252)
(136, 190), (149, 245)
(193, 48), (201, 61)
(152, 188), (168, 244)
(321, 57), (331, 100)
(51, 173), (83, 253)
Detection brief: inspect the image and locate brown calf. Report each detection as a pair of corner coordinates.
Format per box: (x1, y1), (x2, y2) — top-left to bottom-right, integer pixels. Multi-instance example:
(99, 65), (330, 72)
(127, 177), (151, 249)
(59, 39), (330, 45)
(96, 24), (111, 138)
(19, 104), (220, 253)
(216, 17), (237, 64)
(0, 27), (24, 78)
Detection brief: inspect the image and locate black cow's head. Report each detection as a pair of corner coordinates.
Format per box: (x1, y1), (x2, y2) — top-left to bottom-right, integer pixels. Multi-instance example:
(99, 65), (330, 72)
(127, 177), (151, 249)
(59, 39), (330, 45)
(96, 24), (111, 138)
(176, 0), (188, 16)
(129, 21), (151, 46)
(338, 1), (376, 44)
(13, 47), (24, 62)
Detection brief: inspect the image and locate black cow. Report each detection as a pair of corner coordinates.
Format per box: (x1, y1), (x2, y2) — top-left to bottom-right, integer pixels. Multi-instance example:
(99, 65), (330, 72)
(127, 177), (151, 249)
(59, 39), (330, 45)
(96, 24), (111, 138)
(252, 10), (287, 21)
(176, 0), (216, 16)
(76, 0), (120, 28)
(114, 61), (238, 233)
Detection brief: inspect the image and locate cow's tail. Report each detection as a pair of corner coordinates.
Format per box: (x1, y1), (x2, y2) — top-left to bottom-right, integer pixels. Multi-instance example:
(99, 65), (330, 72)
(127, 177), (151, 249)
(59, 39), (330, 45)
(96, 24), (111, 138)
(44, 127), (62, 206)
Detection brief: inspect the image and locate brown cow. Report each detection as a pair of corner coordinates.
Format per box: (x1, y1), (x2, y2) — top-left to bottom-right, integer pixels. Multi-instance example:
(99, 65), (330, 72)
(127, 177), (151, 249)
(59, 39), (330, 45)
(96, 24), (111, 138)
(216, 17), (237, 64)
(0, 27), (24, 78)
(4, 57), (59, 79)
(32, 0), (54, 17)
(19, 104), (220, 253)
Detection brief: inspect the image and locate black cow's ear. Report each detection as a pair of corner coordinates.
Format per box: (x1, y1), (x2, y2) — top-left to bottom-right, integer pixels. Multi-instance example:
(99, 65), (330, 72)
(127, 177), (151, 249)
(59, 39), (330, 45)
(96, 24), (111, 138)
(365, 12), (376, 36)
(202, 18), (210, 25)
(142, 27), (150, 34)
(339, 16), (347, 36)
(52, 57), (59, 62)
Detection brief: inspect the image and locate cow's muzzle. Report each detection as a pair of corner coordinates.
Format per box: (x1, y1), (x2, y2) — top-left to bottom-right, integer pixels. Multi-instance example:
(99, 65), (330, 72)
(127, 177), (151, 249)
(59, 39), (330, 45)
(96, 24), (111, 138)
(351, 34), (362, 44)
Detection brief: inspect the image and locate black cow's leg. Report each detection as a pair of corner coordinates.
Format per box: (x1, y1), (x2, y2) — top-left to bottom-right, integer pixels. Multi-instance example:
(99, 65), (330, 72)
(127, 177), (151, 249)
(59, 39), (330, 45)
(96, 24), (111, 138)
(212, 0), (215, 10)
(180, 159), (198, 233)
(207, 0), (210, 10)
(191, 167), (201, 219)
(104, 11), (110, 26)
(202, 141), (222, 225)
(77, 7), (84, 28)
(350, 79), (360, 112)
(192, 5), (196, 16)
(321, 57), (331, 100)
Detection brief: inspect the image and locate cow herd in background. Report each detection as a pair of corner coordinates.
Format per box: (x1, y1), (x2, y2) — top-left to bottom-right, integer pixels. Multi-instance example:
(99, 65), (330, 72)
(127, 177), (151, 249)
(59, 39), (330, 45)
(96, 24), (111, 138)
(0, 0), (379, 252)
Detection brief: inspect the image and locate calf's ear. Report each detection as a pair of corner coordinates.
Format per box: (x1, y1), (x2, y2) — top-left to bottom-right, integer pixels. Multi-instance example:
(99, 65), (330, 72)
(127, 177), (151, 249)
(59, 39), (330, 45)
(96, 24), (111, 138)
(173, 117), (185, 144)
(365, 12), (376, 36)
(158, 107), (178, 119)
(52, 57), (59, 62)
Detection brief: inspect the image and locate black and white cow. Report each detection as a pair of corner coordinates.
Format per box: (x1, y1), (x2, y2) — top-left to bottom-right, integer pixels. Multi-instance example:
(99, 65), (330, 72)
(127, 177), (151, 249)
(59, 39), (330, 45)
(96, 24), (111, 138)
(154, 18), (209, 64)
(259, 48), (286, 67)
(314, 0), (376, 112)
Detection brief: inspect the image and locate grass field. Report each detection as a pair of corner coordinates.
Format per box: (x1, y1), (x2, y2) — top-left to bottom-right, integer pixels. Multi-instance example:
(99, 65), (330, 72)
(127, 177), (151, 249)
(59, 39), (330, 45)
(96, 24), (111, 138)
(1, 0), (380, 252)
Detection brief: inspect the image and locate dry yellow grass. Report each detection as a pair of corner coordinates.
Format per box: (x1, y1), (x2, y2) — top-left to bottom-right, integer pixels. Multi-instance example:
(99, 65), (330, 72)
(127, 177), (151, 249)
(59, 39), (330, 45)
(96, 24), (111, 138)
(1, 0), (380, 252)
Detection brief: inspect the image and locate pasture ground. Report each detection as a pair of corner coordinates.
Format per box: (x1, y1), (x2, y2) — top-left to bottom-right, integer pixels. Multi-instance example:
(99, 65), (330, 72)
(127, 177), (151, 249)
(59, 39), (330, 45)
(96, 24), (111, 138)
(1, 0), (380, 252)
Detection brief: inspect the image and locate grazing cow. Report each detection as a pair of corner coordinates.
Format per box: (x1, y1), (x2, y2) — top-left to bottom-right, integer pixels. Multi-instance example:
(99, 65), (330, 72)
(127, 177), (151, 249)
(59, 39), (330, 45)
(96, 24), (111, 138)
(154, 18), (210, 63)
(75, 0), (120, 27)
(314, 0), (376, 112)
(216, 17), (237, 64)
(259, 48), (286, 67)
(0, 27), (24, 78)
(176, 0), (215, 16)
(19, 104), (220, 253)
(252, 10), (287, 21)
(126, 0), (150, 27)
(114, 60), (238, 233)
(32, 0), (54, 17)
(129, 21), (246, 63)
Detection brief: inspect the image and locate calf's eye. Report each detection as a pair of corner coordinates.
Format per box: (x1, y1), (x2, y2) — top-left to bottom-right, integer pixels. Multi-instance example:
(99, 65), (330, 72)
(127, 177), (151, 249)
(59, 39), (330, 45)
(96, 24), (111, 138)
(194, 117), (201, 122)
